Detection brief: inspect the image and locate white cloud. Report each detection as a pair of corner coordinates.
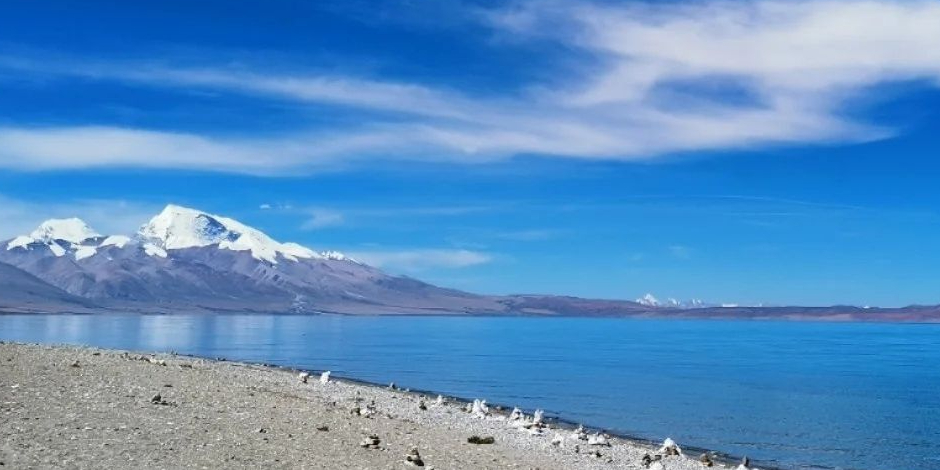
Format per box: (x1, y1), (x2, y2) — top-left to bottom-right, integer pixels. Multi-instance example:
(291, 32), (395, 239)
(0, 0), (938, 172)
(348, 248), (493, 271)
(118, 67), (471, 120)
(300, 209), (345, 230)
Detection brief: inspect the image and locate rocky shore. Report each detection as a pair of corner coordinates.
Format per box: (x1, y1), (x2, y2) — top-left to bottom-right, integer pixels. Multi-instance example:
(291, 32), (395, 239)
(1, 343), (751, 469)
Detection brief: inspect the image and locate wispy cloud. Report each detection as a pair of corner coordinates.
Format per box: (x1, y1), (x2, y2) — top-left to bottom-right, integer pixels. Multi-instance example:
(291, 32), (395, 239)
(300, 208), (346, 230)
(347, 248), (493, 271)
(0, 194), (159, 239)
(669, 245), (692, 259)
(493, 229), (558, 241)
(285, 203), (501, 227)
(1, 0), (938, 173)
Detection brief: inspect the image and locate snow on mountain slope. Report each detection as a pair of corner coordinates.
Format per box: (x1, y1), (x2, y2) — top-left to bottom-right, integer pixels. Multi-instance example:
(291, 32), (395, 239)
(142, 243), (167, 258)
(73, 246), (97, 261)
(6, 236), (34, 251)
(138, 204), (348, 263)
(100, 235), (131, 248)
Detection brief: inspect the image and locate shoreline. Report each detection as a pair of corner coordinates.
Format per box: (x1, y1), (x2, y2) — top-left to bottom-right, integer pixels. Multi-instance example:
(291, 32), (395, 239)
(0, 341), (779, 470)
(3, 310), (940, 327)
(253, 366), (761, 470)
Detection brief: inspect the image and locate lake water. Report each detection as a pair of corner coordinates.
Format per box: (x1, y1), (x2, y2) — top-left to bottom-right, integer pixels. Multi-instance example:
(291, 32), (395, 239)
(1, 314), (938, 470)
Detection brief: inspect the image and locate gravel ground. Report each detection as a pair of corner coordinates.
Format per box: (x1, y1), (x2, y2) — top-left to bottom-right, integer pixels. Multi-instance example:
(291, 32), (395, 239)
(0, 342), (742, 470)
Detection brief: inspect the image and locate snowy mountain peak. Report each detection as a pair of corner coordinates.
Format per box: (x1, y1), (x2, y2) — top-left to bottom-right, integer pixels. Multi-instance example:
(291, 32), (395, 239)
(4, 204), (350, 264)
(636, 293), (660, 307)
(29, 218), (100, 244)
(138, 204), (345, 264)
(139, 205), (239, 250)
(6, 218), (101, 255)
(634, 293), (720, 309)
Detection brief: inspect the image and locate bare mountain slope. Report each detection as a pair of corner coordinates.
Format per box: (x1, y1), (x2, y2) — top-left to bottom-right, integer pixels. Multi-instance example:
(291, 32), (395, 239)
(0, 261), (96, 313)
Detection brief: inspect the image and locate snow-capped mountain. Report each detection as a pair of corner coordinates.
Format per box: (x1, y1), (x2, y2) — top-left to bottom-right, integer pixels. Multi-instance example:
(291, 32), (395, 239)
(28, 218), (100, 244)
(0, 205), (504, 314)
(138, 205), (348, 264)
(6, 218), (103, 258)
(0, 204), (731, 316)
(636, 293), (661, 307)
(635, 293), (717, 309)
(5, 205), (349, 265)
(0, 208), (936, 321)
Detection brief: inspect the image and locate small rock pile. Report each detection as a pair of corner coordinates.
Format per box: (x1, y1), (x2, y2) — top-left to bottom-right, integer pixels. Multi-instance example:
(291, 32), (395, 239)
(404, 447), (424, 467)
(149, 394), (170, 406)
(359, 434), (381, 449)
(467, 435), (495, 445)
(699, 453), (715, 467)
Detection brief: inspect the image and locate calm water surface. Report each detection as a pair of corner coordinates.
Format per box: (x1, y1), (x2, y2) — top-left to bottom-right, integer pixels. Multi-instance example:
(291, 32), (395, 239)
(1, 314), (938, 470)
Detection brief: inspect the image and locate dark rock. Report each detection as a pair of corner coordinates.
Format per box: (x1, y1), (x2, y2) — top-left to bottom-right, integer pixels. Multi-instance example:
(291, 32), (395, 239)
(699, 453), (714, 467)
(149, 394), (170, 406)
(359, 434), (381, 449)
(467, 435), (495, 445)
(405, 448), (424, 466)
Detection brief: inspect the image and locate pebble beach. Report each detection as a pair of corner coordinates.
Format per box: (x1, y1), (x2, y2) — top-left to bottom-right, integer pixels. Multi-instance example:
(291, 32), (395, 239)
(1, 342), (750, 470)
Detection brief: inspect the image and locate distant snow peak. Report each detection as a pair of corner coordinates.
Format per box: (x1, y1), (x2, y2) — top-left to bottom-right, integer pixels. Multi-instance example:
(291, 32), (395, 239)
(636, 293), (660, 307)
(30, 218), (100, 244)
(6, 218), (101, 258)
(138, 204), (347, 264)
(138, 205), (236, 250)
(636, 293), (717, 309)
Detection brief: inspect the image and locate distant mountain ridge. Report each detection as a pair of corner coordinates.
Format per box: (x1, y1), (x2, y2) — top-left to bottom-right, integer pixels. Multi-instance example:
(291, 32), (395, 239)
(0, 205), (507, 314)
(1, 204), (938, 322)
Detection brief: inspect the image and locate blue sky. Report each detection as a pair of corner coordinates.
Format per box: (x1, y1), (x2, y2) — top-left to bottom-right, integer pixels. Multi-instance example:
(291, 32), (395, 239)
(2, 0), (940, 307)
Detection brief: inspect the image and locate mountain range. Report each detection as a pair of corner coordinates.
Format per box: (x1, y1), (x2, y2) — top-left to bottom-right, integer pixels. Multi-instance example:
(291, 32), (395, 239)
(2, 204), (938, 322)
